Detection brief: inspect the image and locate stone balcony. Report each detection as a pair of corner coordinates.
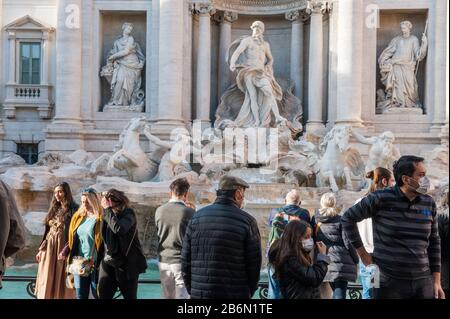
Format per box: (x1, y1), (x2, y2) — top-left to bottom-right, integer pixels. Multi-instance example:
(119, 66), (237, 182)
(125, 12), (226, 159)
(2, 83), (53, 119)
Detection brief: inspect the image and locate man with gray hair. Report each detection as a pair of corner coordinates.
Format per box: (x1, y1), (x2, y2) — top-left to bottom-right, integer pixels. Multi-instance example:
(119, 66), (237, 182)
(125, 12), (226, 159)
(266, 189), (313, 298)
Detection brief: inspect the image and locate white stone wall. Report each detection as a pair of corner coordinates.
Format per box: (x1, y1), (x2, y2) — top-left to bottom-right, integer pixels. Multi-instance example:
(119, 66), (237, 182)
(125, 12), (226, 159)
(0, 0), (448, 159)
(0, 0), (57, 157)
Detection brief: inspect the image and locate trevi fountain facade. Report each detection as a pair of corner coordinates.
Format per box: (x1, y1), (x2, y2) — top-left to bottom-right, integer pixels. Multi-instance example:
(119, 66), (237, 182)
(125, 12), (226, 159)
(0, 0), (448, 265)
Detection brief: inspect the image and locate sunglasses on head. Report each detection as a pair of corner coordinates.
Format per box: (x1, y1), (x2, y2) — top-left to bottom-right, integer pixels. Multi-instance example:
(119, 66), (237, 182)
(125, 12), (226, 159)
(82, 188), (97, 195)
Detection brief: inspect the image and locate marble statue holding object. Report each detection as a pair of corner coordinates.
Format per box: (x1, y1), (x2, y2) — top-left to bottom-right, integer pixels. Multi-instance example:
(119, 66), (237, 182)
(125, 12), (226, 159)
(215, 21), (303, 131)
(377, 20), (427, 114)
(101, 22), (145, 112)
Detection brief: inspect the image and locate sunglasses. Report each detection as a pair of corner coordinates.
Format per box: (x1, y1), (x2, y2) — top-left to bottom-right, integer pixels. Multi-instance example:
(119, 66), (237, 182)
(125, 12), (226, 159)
(82, 188), (97, 195)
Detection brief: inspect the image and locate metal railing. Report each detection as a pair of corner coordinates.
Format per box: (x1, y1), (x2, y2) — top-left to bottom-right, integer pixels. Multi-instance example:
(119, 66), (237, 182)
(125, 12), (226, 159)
(1, 276), (363, 299)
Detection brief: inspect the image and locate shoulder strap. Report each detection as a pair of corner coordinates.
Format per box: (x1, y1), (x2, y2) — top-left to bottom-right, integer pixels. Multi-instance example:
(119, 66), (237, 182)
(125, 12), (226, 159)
(125, 227), (138, 257)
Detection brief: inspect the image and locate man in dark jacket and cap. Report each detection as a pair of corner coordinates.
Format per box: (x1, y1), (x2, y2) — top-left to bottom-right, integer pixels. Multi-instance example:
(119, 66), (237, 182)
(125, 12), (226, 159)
(181, 175), (262, 299)
(0, 180), (26, 289)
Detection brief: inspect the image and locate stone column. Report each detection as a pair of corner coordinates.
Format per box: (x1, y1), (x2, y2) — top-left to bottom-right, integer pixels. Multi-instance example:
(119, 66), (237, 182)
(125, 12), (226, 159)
(335, 0), (363, 126)
(41, 31), (52, 85)
(155, 0), (185, 132)
(431, 0), (448, 132)
(286, 10), (307, 102)
(441, 0), (449, 141)
(217, 11), (238, 96)
(306, 1), (327, 133)
(52, 0), (83, 126)
(194, 3), (215, 129)
(7, 31), (16, 84)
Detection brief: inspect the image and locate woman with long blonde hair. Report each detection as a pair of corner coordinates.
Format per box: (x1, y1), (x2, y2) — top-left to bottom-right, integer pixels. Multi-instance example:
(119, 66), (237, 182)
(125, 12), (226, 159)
(59, 188), (103, 299)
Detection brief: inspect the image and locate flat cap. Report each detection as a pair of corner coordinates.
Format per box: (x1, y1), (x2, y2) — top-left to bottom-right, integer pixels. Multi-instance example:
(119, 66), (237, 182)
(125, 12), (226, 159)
(218, 175), (250, 191)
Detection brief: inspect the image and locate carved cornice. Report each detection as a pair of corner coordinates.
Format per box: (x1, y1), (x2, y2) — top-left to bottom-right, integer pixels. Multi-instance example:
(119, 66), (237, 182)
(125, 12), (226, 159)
(306, 0), (329, 15)
(212, 0), (307, 16)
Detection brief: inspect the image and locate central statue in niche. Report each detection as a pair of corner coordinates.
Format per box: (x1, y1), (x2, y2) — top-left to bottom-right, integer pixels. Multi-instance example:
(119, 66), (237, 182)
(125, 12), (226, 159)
(227, 21), (287, 128)
(101, 22), (145, 112)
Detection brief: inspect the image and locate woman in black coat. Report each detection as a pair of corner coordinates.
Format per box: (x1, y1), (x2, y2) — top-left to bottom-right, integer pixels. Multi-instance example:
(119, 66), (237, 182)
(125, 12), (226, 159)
(314, 192), (358, 299)
(98, 189), (147, 299)
(269, 220), (329, 299)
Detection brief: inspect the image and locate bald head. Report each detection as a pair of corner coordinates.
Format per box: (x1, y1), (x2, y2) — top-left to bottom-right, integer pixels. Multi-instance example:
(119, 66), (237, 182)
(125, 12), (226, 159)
(285, 189), (301, 206)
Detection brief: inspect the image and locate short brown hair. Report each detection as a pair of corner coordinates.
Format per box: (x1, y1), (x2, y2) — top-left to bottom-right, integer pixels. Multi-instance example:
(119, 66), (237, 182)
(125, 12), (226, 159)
(169, 178), (190, 197)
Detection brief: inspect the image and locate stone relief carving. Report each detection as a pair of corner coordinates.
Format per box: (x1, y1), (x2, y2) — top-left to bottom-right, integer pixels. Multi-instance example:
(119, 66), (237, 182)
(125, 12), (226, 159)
(212, 0), (307, 15)
(100, 22), (145, 112)
(377, 20), (427, 114)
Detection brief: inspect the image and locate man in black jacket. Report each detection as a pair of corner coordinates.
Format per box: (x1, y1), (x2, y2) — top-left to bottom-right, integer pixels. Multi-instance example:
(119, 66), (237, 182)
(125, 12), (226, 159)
(181, 175), (262, 299)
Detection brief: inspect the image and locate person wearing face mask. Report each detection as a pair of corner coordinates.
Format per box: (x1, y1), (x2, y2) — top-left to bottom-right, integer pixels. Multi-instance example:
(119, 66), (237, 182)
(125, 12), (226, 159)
(268, 220), (329, 299)
(355, 167), (395, 299)
(266, 189), (312, 299)
(314, 193), (358, 299)
(342, 155), (444, 299)
(181, 175), (262, 299)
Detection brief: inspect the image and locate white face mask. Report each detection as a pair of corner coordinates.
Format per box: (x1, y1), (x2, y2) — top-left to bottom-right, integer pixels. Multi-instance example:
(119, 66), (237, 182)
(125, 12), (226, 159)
(302, 238), (314, 252)
(407, 176), (430, 195)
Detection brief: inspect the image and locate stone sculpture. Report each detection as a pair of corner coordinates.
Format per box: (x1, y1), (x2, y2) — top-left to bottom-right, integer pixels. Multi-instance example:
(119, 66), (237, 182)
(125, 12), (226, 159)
(215, 21), (302, 131)
(101, 22), (145, 112)
(316, 126), (365, 192)
(142, 126), (193, 182)
(377, 20), (428, 113)
(108, 117), (158, 182)
(352, 130), (401, 173)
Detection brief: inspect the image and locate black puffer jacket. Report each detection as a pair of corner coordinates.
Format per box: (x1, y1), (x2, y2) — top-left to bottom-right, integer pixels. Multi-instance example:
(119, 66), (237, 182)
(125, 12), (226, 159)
(102, 207), (147, 278)
(278, 254), (330, 299)
(181, 196), (262, 299)
(314, 213), (358, 282)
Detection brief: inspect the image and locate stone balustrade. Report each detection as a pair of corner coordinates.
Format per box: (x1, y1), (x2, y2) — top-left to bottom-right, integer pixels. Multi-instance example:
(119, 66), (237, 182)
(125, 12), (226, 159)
(3, 83), (53, 119)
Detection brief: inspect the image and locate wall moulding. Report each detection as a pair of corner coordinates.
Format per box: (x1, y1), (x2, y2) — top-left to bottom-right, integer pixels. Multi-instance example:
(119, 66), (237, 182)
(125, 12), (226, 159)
(211, 0), (308, 15)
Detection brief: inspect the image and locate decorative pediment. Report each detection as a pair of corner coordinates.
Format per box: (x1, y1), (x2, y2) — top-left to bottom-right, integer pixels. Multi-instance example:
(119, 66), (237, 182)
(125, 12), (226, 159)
(211, 0), (308, 15)
(4, 15), (55, 32)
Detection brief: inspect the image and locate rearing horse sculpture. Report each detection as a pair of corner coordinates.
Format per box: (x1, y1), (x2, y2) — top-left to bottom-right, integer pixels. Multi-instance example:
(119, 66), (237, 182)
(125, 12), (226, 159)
(317, 125), (364, 192)
(108, 117), (158, 182)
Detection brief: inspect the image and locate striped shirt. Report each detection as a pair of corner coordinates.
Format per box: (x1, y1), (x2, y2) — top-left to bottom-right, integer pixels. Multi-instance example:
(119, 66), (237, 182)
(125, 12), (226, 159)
(341, 186), (441, 280)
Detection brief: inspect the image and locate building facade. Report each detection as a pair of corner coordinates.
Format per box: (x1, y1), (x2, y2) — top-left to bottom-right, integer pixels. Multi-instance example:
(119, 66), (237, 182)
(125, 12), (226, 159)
(0, 0), (448, 163)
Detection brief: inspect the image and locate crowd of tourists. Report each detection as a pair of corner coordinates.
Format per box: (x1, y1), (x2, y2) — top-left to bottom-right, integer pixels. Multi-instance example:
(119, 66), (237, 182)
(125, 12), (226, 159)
(0, 155), (448, 299)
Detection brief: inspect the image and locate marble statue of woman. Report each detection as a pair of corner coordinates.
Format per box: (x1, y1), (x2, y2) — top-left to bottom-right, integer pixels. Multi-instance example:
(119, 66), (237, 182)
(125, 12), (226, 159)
(101, 22), (145, 112)
(377, 21), (427, 113)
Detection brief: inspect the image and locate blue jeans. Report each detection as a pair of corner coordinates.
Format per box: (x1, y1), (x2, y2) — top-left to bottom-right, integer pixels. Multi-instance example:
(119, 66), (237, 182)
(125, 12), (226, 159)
(330, 280), (348, 299)
(267, 266), (282, 299)
(359, 260), (373, 299)
(74, 272), (98, 299)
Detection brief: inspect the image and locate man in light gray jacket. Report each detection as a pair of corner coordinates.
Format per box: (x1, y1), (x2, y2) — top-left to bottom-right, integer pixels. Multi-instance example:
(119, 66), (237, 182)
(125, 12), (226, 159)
(0, 179), (26, 289)
(155, 177), (195, 299)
